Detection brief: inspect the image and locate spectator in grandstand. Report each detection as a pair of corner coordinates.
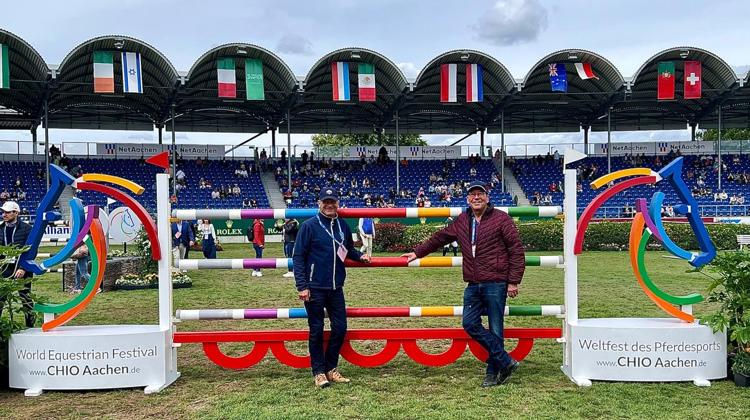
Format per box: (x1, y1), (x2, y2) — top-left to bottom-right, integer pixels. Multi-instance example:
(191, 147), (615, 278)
(738, 194), (746, 205)
(401, 157), (409, 167)
(283, 189), (293, 205)
(260, 149), (268, 171)
(512, 195), (518, 206)
(176, 168), (186, 184)
(402, 181), (524, 387)
(14, 176), (22, 190)
(470, 167), (477, 177)
(280, 148), (287, 165)
(0, 189), (8, 202)
(665, 206), (675, 218)
(377, 146), (389, 165)
(309, 150), (315, 163)
(199, 219), (218, 259)
(301, 150), (309, 166)
(729, 194), (738, 205)
(232, 184), (241, 196)
(171, 219), (195, 270)
(553, 150), (560, 162)
(293, 189), (370, 388)
(250, 198), (258, 208)
(250, 218), (265, 277)
(242, 198), (251, 208)
(17, 190), (26, 201)
(0, 201), (35, 326)
(576, 183), (583, 193)
(211, 188), (220, 200)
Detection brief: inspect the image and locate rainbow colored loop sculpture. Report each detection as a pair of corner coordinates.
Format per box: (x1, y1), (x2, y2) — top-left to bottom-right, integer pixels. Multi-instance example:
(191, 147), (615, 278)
(17, 165), (161, 331)
(172, 204), (565, 370)
(574, 157), (716, 322)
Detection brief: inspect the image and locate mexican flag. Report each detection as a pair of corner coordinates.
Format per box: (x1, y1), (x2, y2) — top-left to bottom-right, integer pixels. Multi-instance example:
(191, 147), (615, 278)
(0, 44), (9, 89)
(245, 58), (264, 100)
(93, 51), (114, 93)
(657, 61), (675, 100)
(217, 58), (236, 98)
(358, 63), (376, 102)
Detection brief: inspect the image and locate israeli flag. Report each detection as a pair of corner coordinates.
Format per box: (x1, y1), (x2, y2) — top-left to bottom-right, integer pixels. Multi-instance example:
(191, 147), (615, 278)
(121, 52), (143, 94)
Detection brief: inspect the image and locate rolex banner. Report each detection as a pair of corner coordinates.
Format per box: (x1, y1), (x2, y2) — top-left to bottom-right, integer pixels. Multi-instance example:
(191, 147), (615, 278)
(245, 58), (264, 100)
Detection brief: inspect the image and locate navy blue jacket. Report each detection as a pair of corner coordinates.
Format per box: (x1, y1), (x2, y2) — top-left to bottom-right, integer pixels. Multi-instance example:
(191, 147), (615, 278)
(1, 220), (33, 279)
(293, 213), (364, 291)
(171, 221), (195, 248)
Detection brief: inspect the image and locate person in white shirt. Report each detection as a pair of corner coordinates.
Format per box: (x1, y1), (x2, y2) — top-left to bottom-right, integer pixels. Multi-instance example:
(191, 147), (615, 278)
(199, 219), (218, 259)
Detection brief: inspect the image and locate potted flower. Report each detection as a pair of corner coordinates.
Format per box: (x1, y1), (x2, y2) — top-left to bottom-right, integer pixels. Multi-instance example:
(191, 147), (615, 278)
(701, 250), (750, 386)
(0, 244), (35, 389)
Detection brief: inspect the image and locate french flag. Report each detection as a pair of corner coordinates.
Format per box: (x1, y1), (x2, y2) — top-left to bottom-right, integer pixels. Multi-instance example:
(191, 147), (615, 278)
(331, 62), (350, 101)
(466, 64), (483, 102)
(440, 64), (457, 103)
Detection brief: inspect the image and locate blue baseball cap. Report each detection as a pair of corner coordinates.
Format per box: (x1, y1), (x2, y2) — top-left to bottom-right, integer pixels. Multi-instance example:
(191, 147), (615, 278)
(467, 182), (487, 193)
(319, 188), (339, 201)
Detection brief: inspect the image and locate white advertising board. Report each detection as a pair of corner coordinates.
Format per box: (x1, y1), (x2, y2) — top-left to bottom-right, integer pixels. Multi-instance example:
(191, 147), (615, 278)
(567, 318), (726, 383)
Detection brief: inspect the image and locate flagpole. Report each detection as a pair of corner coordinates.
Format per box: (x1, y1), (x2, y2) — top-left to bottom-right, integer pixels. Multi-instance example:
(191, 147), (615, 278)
(501, 111), (505, 193)
(607, 108), (612, 173)
(171, 105), (177, 197)
(286, 110), (292, 190)
(718, 106), (722, 191)
(44, 98), (50, 189)
(395, 111), (400, 194)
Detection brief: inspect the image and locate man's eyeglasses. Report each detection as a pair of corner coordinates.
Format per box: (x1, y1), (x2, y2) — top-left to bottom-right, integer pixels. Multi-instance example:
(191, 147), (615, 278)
(467, 192), (487, 197)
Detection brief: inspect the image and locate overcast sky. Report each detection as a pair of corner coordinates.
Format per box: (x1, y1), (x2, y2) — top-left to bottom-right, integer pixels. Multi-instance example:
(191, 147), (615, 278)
(2, 0), (749, 154)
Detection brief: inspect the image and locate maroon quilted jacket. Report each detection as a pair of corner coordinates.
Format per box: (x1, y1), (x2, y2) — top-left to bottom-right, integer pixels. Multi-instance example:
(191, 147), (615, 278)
(414, 205), (525, 284)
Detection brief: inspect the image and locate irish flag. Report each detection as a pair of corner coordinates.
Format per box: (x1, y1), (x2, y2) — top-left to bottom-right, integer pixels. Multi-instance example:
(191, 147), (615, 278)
(440, 64), (457, 103)
(0, 44), (9, 89)
(466, 63), (483, 102)
(93, 51), (114, 93)
(358, 63), (376, 102)
(331, 62), (350, 101)
(217, 58), (236, 98)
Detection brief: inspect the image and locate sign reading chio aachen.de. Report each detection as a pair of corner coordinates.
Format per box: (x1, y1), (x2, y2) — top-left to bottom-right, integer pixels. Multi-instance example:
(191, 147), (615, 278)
(568, 318), (726, 382)
(9, 325), (173, 391)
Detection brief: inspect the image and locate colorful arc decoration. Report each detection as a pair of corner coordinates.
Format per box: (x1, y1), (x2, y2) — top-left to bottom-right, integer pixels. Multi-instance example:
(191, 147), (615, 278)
(573, 157), (715, 322)
(177, 255), (564, 270)
(171, 205), (562, 221)
(176, 305), (564, 320)
(22, 166), (162, 331)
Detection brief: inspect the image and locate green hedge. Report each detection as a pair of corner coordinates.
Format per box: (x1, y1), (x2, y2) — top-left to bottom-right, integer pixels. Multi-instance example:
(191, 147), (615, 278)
(374, 220), (750, 252)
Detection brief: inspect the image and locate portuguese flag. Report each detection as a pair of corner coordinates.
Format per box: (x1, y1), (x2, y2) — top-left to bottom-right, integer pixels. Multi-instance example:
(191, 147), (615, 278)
(0, 44), (9, 89)
(93, 51), (114, 93)
(657, 61), (675, 100)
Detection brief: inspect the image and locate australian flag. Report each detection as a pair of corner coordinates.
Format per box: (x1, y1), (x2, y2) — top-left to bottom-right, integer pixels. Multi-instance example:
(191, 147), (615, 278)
(549, 63), (568, 93)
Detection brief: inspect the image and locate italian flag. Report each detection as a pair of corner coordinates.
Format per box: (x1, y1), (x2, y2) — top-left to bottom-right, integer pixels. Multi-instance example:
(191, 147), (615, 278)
(217, 58), (236, 98)
(358, 63), (376, 102)
(0, 44), (9, 89)
(93, 51), (114, 93)
(657, 61), (675, 100)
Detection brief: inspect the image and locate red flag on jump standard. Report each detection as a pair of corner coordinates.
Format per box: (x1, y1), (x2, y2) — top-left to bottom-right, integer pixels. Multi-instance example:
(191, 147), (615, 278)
(684, 61), (701, 99)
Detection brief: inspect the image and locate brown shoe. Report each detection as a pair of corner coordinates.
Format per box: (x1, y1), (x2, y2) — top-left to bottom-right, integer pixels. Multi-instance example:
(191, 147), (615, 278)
(314, 373), (330, 388)
(326, 368), (351, 384)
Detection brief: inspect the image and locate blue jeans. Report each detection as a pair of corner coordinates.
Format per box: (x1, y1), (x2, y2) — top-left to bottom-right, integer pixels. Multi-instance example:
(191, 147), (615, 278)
(462, 282), (512, 376)
(284, 242), (294, 270)
(304, 287), (347, 375)
(252, 244), (263, 273)
(74, 256), (91, 290)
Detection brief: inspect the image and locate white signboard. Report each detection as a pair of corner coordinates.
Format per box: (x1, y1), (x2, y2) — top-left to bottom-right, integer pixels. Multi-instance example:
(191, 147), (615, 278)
(108, 206), (143, 243)
(96, 143), (225, 158)
(347, 146), (462, 160)
(567, 318), (726, 382)
(10, 325), (178, 393)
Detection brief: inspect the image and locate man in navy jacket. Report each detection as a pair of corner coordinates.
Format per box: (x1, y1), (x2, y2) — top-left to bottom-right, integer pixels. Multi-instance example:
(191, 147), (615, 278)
(293, 189), (370, 388)
(171, 220), (194, 267)
(0, 201), (35, 327)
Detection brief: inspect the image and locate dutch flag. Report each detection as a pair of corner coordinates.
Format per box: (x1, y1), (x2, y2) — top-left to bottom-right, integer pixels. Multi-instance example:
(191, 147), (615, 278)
(466, 64), (483, 103)
(331, 62), (350, 101)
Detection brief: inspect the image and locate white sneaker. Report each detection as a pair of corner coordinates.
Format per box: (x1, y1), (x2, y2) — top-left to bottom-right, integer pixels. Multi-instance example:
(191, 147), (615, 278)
(256, 271), (263, 277)
(251, 271), (258, 277)
(282, 272), (294, 278)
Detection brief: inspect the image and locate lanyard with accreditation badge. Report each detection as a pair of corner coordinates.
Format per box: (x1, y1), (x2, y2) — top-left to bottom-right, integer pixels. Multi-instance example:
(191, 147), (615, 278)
(471, 217), (479, 257)
(317, 214), (348, 261)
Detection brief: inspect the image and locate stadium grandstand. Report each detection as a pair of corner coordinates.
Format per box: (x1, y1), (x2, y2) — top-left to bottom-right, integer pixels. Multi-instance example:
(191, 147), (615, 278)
(1, 29), (750, 219)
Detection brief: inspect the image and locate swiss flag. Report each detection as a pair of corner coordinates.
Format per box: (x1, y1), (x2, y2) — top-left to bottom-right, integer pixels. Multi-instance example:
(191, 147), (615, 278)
(684, 61), (701, 99)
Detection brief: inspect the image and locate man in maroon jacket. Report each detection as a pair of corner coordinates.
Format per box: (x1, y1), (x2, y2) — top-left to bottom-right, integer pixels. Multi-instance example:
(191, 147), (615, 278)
(402, 181), (525, 387)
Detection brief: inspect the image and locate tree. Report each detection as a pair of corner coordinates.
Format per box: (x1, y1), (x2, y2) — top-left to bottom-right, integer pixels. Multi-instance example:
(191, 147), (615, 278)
(697, 129), (750, 141)
(311, 133), (427, 147)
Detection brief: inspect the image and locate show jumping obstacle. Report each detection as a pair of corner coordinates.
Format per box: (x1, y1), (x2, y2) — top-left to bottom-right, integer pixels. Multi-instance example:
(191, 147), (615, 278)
(169, 197), (568, 370)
